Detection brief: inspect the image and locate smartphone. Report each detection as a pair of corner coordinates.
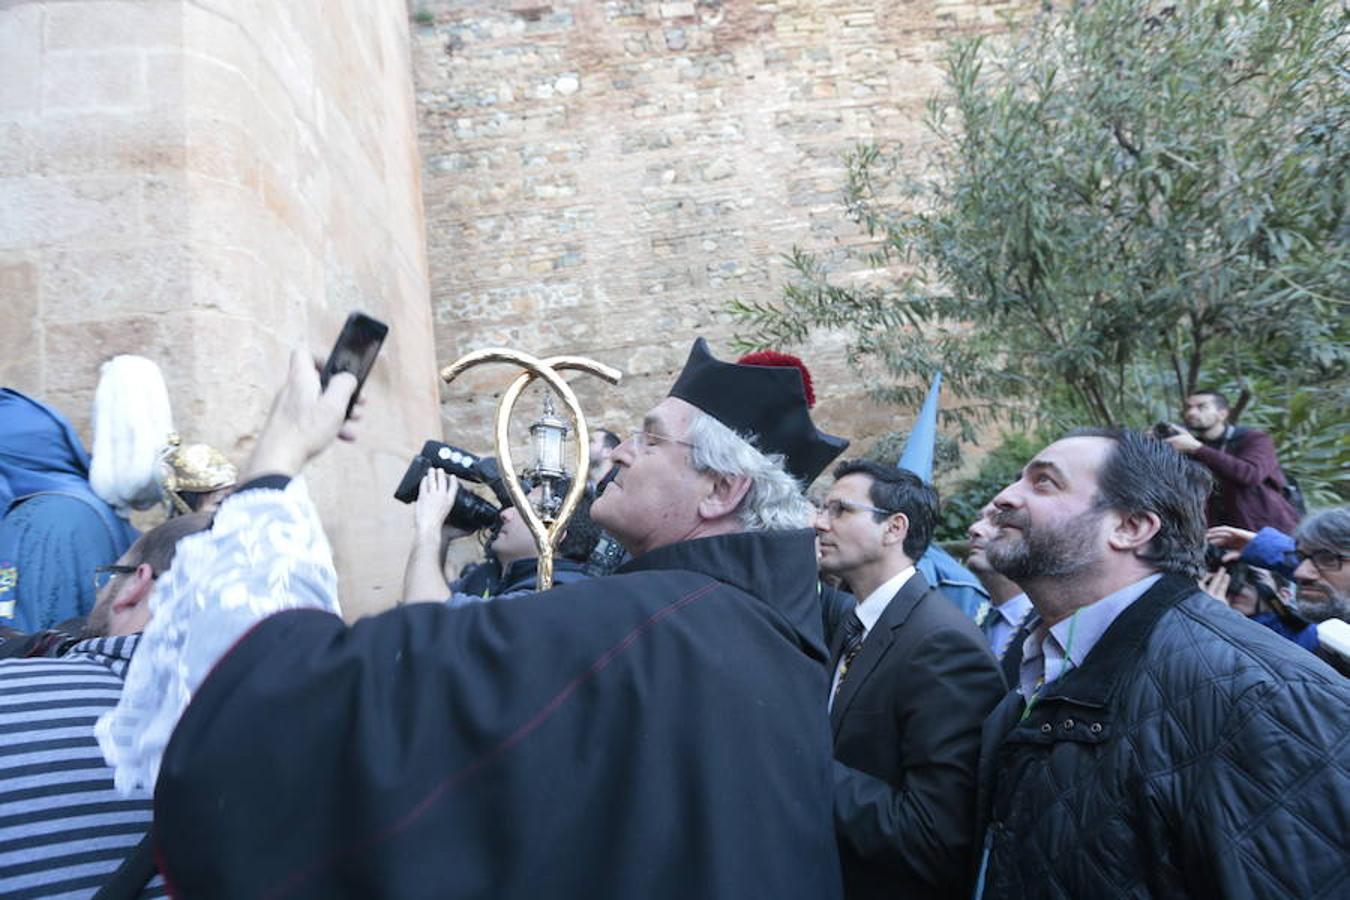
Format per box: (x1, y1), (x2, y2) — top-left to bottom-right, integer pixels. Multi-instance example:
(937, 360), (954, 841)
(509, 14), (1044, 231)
(320, 312), (388, 417)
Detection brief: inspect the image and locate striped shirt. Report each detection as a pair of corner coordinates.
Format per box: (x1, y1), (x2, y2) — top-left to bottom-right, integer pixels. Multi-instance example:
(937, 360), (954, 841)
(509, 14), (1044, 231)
(0, 635), (164, 899)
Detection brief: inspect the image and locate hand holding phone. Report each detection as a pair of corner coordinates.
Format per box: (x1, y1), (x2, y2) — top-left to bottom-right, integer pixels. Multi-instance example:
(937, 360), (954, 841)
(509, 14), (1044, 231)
(320, 312), (389, 418)
(243, 347), (363, 480)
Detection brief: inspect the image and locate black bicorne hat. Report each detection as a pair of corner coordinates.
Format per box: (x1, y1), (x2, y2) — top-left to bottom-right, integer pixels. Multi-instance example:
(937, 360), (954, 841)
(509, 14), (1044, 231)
(667, 338), (849, 485)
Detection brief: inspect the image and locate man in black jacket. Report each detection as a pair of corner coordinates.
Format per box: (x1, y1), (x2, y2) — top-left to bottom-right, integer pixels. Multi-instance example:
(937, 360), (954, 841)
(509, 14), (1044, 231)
(102, 340), (850, 900)
(816, 460), (1004, 900)
(975, 427), (1349, 899)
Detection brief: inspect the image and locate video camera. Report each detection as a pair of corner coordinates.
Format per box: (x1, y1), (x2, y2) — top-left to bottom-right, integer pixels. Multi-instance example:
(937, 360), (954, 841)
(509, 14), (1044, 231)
(394, 441), (528, 532)
(1152, 422), (1182, 439)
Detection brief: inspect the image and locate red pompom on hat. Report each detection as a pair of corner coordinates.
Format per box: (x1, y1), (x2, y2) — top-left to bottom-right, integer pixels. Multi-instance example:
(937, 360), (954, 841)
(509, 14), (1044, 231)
(736, 350), (816, 408)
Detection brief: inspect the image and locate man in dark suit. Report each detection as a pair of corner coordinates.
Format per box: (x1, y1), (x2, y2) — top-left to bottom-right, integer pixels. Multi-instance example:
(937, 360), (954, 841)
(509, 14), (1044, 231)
(816, 460), (1005, 900)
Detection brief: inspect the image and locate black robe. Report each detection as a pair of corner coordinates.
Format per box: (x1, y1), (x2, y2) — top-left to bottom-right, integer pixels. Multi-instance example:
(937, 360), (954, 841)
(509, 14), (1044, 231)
(153, 529), (843, 899)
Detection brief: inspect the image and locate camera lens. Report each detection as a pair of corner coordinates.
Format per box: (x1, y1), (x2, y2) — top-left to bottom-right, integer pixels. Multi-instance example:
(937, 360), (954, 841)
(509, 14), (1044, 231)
(448, 489), (500, 532)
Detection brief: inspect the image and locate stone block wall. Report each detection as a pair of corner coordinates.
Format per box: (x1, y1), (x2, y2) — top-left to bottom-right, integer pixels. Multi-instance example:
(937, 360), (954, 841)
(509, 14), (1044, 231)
(1, 0), (438, 617)
(413, 0), (1012, 481)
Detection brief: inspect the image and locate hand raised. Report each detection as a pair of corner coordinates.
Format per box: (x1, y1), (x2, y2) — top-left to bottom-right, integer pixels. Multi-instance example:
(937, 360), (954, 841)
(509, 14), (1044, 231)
(1205, 526), (1255, 563)
(244, 348), (359, 479)
(1163, 431), (1202, 455)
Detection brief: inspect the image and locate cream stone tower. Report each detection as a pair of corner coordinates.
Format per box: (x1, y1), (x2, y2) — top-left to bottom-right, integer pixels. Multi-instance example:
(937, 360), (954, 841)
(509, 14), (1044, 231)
(1, 0), (438, 617)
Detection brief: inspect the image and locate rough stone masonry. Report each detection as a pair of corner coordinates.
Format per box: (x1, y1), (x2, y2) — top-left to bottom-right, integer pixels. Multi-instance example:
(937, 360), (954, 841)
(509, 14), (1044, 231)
(413, 0), (1011, 464)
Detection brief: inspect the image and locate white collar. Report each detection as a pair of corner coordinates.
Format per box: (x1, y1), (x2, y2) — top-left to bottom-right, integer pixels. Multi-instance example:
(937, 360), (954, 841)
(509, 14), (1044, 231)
(855, 565), (917, 635)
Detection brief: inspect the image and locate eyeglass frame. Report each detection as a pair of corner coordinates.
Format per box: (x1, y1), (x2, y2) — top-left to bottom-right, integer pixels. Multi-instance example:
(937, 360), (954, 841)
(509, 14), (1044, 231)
(1295, 548), (1347, 573)
(627, 429), (696, 452)
(92, 564), (138, 593)
(817, 498), (898, 521)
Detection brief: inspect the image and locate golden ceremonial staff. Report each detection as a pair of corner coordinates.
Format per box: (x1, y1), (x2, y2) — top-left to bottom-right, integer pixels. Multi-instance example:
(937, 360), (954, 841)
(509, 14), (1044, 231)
(440, 350), (621, 590)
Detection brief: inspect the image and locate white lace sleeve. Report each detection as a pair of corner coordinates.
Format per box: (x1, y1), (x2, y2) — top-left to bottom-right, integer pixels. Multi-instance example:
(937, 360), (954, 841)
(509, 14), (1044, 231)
(95, 477), (341, 794)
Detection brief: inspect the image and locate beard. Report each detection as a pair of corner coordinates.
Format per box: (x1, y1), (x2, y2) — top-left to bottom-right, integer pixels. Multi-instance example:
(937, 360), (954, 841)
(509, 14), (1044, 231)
(83, 595), (114, 638)
(986, 507), (1105, 582)
(1294, 580), (1350, 624)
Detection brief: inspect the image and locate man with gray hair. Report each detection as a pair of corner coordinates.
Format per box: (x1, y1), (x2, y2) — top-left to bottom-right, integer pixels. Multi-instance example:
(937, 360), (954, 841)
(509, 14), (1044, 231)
(1210, 506), (1350, 624)
(1289, 506), (1350, 623)
(1209, 506), (1350, 672)
(99, 339), (848, 899)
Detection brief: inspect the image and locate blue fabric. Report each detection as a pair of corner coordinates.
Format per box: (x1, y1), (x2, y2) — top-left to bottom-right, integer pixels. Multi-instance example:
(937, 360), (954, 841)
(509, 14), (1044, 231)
(0, 389), (136, 630)
(918, 544), (989, 620)
(446, 557), (590, 609)
(897, 372), (942, 483)
(0, 494), (133, 630)
(1239, 526), (1298, 580)
(0, 389), (95, 516)
(1250, 611), (1320, 652)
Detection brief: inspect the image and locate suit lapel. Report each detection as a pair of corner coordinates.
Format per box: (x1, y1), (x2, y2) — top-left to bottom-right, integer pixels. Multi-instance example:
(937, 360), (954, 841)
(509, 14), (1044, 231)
(830, 571), (931, 735)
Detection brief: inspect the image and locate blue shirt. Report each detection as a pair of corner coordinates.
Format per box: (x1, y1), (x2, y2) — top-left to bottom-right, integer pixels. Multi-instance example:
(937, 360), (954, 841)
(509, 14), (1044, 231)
(981, 592), (1033, 660)
(1018, 574), (1162, 701)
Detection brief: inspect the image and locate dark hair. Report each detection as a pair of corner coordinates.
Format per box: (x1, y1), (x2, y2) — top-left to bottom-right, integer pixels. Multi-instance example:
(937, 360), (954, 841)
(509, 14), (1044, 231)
(831, 459), (939, 561)
(1295, 506), (1350, 556)
(129, 510), (214, 577)
(559, 488), (602, 563)
(595, 429), (621, 451)
(1189, 390), (1229, 412)
(1068, 427), (1210, 579)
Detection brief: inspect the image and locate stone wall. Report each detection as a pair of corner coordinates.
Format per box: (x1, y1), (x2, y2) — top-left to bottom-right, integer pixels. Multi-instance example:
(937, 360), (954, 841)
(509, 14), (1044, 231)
(0, 0), (437, 618)
(413, 0), (1012, 480)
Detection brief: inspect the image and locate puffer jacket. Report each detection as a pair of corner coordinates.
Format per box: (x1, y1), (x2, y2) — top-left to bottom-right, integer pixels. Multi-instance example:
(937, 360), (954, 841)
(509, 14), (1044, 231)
(975, 574), (1349, 899)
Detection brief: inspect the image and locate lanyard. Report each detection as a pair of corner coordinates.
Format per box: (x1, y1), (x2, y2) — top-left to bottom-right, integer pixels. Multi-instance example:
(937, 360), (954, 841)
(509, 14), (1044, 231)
(1020, 611), (1079, 721)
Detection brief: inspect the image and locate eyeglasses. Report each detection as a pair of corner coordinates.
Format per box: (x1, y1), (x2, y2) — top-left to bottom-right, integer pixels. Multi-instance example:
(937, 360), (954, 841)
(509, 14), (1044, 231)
(92, 564), (137, 592)
(818, 498), (895, 521)
(1296, 549), (1347, 573)
(627, 430), (696, 451)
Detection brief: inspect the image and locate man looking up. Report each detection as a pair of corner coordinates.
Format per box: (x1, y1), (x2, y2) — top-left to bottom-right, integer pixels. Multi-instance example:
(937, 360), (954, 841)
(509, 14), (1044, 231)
(1162, 390), (1299, 532)
(965, 504), (1032, 661)
(975, 429), (1348, 899)
(99, 339), (849, 900)
(815, 461), (1003, 900)
(1, 512), (210, 898)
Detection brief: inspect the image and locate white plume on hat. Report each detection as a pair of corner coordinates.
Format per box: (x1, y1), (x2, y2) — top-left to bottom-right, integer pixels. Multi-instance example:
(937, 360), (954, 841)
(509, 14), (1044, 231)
(89, 355), (175, 513)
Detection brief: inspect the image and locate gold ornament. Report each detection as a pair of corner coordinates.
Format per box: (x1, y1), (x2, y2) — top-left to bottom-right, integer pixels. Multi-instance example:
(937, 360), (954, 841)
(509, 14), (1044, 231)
(440, 350), (621, 590)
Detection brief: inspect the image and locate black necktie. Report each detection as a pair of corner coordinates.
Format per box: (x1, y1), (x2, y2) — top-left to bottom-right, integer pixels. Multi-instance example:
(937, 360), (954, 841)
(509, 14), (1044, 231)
(833, 611), (867, 698)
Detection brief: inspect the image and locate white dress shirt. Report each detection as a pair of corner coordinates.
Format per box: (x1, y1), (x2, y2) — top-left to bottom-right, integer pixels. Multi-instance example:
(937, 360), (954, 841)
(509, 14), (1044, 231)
(829, 565), (915, 707)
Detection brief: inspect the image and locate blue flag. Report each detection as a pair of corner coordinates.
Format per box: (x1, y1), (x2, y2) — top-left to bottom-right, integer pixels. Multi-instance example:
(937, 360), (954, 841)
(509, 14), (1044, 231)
(897, 372), (942, 484)
(895, 373), (990, 619)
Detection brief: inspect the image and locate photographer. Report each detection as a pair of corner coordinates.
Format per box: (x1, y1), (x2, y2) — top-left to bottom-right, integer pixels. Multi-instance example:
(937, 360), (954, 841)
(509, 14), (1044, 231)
(1158, 391), (1299, 533)
(1201, 559), (1318, 652)
(401, 468), (598, 606)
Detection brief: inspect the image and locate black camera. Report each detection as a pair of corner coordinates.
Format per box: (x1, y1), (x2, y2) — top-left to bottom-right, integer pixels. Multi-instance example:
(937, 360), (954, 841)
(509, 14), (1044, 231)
(1203, 543), (1229, 572)
(394, 441), (525, 532)
(1152, 422), (1182, 439)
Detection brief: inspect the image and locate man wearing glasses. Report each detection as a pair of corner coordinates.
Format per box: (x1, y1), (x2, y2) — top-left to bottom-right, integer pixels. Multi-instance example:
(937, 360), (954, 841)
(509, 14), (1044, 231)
(100, 339), (852, 899)
(1208, 505), (1350, 672)
(0, 512), (210, 898)
(815, 460), (1003, 900)
(972, 430), (1347, 900)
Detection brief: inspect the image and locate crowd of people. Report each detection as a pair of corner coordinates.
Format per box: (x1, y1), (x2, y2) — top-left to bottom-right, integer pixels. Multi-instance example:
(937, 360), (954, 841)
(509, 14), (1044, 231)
(1, 339), (1346, 898)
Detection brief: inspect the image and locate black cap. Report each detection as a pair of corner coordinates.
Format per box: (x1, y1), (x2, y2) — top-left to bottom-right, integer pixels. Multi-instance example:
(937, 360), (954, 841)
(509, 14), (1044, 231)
(667, 338), (849, 485)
